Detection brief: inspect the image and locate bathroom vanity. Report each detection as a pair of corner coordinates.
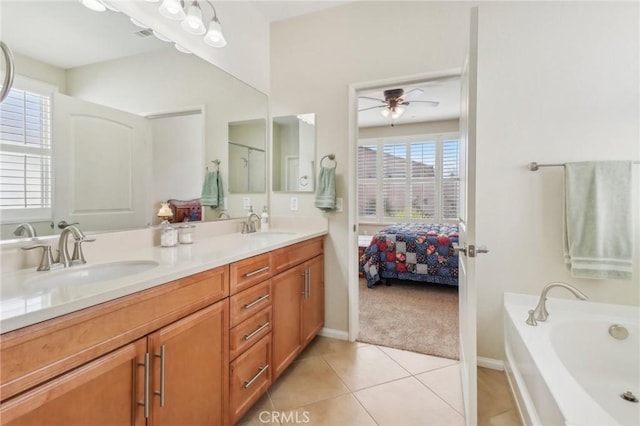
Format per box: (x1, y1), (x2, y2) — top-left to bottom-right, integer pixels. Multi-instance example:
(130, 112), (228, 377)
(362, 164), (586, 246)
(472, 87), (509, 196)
(0, 226), (326, 425)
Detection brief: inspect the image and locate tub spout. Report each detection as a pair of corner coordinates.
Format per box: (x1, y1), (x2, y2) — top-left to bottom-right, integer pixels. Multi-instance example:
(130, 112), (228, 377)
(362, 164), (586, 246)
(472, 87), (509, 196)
(529, 282), (588, 324)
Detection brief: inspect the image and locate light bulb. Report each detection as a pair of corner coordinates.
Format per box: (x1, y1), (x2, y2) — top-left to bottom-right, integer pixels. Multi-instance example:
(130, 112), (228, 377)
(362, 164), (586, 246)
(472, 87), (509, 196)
(80, 0), (106, 12)
(181, 2), (205, 35)
(380, 108), (390, 118)
(159, 0), (185, 20)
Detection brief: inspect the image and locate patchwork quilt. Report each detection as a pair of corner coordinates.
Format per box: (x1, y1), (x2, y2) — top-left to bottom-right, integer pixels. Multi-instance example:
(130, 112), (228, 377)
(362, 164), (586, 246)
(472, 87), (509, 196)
(359, 223), (459, 287)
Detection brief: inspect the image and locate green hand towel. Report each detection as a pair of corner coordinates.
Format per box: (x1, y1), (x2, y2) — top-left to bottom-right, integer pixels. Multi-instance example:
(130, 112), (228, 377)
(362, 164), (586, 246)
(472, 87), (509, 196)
(563, 161), (633, 280)
(315, 166), (336, 211)
(201, 171), (223, 208)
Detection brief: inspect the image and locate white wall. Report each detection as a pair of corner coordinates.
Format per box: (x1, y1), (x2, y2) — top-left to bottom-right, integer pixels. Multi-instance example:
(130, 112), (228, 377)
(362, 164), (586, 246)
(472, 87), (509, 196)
(475, 1), (639, 359)
(272, 1), (640, 359)
(270, 1), (472, 333)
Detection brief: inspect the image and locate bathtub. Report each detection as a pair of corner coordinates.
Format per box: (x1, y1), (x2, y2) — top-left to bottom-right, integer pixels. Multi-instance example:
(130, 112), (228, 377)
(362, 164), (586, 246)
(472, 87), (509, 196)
(504, 292), (640, 426)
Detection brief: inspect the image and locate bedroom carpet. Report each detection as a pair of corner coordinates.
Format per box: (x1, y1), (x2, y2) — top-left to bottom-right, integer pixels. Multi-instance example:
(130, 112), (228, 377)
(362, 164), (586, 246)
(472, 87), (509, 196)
(357, 278), (459, 360)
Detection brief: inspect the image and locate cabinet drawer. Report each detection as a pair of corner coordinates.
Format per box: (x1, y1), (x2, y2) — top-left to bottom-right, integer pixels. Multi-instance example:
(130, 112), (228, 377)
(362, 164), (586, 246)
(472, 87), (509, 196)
(0, 265), (229, 402)
(230, 253), (272, 295)
(229, 280), (271, 327)
(230, 306), (272, 361)
(272, 237), (323, 275)
(229, 334), (271, 424)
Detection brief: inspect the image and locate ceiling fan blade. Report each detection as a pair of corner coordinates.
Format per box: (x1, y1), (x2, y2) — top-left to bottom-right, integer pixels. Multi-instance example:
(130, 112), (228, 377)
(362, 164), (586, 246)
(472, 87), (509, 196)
(358, 96), (386, 103)
(400, 88), (424, 101)
(407, 100), (440, 107)
(358, 105), (387, 112)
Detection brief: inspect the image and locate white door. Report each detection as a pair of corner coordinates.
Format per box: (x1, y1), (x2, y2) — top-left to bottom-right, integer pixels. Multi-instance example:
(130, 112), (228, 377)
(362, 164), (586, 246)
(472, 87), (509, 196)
(458, 7), (481, 426)
(53, 93), (150, 233)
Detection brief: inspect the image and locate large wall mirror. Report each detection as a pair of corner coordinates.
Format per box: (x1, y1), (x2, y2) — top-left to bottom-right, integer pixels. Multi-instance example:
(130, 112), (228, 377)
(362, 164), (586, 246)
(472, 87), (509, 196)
(0, 1), (268, 241)
(272, 114), (316, 192)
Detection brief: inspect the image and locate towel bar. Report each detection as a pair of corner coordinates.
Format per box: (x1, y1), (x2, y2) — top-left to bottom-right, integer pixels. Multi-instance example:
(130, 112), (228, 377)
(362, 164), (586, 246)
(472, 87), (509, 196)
(320, 154), (337, 168)
(528, 161), (639, 171)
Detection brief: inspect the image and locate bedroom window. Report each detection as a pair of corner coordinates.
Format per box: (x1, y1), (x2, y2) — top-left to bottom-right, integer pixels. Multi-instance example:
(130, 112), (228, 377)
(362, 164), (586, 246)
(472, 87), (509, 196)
(0, 82), (53, 222)
(357, 134), (459, 223)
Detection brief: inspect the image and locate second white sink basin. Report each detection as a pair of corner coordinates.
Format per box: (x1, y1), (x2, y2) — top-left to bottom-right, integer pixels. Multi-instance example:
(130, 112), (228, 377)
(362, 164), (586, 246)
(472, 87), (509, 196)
(24, 260), (159, 290)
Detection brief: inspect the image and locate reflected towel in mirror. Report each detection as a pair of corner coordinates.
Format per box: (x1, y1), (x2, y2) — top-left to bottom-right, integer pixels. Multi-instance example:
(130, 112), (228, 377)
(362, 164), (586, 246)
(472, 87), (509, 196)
(201, 171), (223, 208)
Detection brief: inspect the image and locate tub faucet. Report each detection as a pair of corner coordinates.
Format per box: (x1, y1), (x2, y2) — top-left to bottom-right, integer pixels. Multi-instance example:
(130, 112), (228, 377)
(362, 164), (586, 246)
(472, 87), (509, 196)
(526, 282), (588, 326)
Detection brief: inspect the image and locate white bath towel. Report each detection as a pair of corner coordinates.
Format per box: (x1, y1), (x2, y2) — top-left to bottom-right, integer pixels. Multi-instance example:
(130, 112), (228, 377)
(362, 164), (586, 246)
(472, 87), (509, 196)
(563, 161), (633, 280)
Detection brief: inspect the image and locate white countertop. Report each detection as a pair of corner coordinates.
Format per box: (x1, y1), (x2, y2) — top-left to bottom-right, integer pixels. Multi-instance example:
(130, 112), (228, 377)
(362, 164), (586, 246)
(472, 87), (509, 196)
(0, 227), (327, 333)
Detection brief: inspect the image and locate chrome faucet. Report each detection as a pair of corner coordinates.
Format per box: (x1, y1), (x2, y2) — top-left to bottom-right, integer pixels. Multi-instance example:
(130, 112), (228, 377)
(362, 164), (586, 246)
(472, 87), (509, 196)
(242, 213), (261, 234)
(56, 225), (95, 267)
(526, 282), (588, 326)
(14, 222), (37, 238)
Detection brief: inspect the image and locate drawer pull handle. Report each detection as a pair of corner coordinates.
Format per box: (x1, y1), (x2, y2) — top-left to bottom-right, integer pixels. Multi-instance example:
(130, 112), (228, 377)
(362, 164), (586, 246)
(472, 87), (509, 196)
(243, 365), (269, 389)
(154, 345), (166, 407)
(243, 294), (270, 309)
(244, 322), (270, 341)
(244, 266), (270, 277)
(137, 353), (150, 419)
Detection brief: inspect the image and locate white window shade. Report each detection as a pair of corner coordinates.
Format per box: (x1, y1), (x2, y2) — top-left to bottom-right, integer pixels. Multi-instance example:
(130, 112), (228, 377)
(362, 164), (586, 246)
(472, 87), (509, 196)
(357, 134), (459, 224)
(0, 87), (52, 220)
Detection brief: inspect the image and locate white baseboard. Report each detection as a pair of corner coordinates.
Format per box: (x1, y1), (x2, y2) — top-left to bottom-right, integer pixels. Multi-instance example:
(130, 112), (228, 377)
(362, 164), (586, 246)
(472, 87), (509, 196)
(477, 356), (504, 371)
(318, 327), (349, 340)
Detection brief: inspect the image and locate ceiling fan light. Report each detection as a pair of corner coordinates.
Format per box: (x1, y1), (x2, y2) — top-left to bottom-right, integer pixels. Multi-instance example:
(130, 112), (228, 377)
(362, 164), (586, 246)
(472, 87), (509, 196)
(391, 106), (405, 119)
(159, 0), (185, 20)
(80, 0), (107, 12)
(380, 108), (390, 118)
(181, 2), (206, 35)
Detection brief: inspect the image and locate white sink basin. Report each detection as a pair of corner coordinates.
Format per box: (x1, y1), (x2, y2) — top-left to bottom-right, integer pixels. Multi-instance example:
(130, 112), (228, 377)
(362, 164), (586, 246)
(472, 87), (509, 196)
(24, 260), (159, 290)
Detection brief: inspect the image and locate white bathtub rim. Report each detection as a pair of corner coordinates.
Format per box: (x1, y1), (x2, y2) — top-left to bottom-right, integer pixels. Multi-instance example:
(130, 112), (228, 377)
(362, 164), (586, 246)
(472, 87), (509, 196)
(504, 292), (637, 426)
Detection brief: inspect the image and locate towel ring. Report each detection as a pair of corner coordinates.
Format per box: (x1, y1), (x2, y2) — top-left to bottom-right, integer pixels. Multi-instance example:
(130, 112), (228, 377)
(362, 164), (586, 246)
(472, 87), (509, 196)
(320, 154), (337, 169)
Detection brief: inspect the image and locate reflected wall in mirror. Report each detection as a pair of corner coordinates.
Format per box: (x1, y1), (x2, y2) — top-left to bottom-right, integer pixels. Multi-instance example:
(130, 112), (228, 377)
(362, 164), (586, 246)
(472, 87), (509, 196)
(228, 119), (266, 193)
(272, 114), (316, 192)
(0, 1), (268, 241)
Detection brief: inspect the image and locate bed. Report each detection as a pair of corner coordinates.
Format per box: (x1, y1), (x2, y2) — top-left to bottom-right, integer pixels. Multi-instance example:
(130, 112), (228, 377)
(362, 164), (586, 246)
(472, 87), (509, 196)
(359, 223), (459, 288)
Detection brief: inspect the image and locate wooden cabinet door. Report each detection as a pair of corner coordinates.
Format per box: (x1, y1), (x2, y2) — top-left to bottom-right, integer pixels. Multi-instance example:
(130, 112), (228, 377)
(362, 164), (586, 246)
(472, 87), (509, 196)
(271, 265), (304, 380)
(302, 255), (324, 347)
(1, 339), (146, 426)
(148, 299), (229, 426)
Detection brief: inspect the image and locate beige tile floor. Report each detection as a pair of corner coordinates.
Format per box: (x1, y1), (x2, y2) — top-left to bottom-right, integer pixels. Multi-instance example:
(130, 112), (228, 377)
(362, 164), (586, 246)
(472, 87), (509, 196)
(237, 337), (521, 426)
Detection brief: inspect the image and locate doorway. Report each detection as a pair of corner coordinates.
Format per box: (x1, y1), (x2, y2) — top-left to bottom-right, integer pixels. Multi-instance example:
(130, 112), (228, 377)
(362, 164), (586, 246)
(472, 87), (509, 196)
(349, 73), (462, 359)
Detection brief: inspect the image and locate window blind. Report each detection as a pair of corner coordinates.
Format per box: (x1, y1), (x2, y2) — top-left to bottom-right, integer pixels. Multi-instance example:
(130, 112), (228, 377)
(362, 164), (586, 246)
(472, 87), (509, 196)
(0, 87), (52, 210)
(441, 139), (460, 220)
(357, 134), (459, 223)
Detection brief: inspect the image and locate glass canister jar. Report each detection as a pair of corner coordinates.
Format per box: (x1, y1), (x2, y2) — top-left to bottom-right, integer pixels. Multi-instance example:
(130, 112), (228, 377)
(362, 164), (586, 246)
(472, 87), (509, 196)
(178, 222), (195, 244)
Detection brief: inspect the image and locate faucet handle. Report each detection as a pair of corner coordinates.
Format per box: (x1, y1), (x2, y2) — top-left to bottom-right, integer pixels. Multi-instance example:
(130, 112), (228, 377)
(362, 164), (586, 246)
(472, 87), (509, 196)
(71, 237), (95, 265)
(22, 243), (55, 271)
(526, 309), (538, 326)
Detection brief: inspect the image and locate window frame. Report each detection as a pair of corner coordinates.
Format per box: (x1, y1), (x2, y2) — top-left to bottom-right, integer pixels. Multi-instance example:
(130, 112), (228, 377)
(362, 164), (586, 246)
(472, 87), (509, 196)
(357, 132), (460, 225)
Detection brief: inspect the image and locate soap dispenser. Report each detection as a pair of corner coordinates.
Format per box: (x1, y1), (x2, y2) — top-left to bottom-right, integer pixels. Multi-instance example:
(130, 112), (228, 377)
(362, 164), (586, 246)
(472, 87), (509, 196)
(260, 206), (270, 231)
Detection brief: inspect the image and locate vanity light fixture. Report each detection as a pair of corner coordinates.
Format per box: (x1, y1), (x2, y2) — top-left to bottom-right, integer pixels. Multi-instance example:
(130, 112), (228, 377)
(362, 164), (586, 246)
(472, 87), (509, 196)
(159, 0), (186, 20)
(80, 0), (107, 12)
(175, 43), (193, 54)
(203, 0), (226, 47)
(182, 1), (206, 35)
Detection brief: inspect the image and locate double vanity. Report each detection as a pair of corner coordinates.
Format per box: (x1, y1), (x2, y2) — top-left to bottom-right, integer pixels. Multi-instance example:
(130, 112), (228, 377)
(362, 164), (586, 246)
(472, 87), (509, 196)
(0, 220), (327, 425)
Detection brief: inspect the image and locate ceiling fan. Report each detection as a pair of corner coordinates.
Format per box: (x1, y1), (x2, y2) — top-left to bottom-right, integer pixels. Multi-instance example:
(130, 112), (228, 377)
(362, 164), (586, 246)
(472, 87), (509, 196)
(358, 88), (439, 120)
